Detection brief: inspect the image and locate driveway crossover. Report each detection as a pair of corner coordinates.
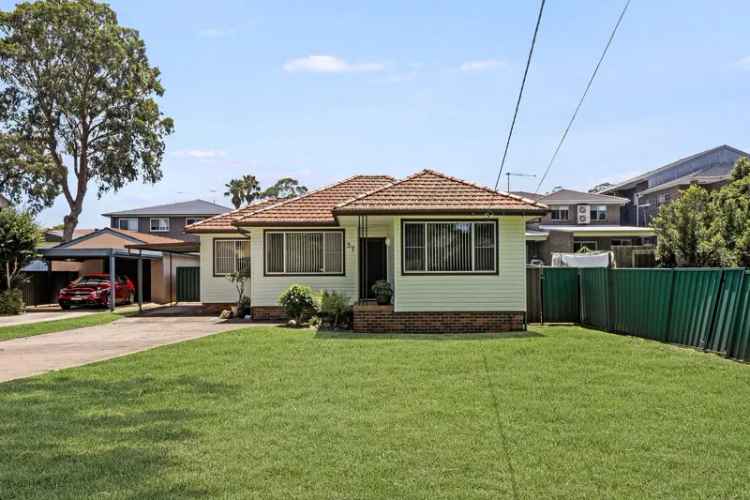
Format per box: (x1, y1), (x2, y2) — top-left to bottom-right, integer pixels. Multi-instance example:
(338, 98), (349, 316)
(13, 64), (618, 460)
(0, 316), (241, 383)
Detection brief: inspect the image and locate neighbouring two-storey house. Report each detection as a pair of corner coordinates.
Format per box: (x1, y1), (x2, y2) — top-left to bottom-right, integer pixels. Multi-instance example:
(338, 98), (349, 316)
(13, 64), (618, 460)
(601, 145), (749, 226)
(517, 189), (655, 266)
(104, 199), (230, 242)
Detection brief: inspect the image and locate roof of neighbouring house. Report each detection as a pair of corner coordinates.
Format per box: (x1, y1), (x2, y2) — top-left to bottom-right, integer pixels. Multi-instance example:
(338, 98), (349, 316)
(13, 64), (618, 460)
(102, 199), (231, 217)
(41, 228), (187, 259)
(44, 228), (97, 242)
(334, 170), (547, 215)
(536, 189), (630, 206)
(600, 144), (749, 194)
(184, 198), (282, 233)
(638, 163), (736, 196)
(511, 191), (544, 201)
(235, 175), (397, 226)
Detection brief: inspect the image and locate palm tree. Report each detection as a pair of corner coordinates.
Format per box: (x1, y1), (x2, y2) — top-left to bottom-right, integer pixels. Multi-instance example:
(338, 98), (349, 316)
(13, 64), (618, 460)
(224, 175), (261, 209)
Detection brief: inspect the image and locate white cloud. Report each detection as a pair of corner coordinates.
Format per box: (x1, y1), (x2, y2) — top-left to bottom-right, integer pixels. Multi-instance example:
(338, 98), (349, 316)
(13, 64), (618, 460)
(736, 56), (750, 70)
(172, 149), (227, 160)
(459, 59), (505, 72)
(283, 55), (385, 73)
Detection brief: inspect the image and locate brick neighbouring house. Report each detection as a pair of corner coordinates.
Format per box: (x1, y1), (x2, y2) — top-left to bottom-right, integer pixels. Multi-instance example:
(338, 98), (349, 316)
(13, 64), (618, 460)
(514, 188), (656, 266)
(186, 169), (548, 333)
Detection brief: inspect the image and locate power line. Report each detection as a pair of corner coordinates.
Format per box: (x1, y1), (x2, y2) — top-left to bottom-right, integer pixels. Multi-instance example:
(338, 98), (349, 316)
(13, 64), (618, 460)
(535, 0), (631, 193)
(493, 0), (546, 192)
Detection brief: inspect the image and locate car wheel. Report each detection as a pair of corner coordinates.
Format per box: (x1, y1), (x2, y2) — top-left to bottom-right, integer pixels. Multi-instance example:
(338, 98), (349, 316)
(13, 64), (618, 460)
(59, 301), (71, 311)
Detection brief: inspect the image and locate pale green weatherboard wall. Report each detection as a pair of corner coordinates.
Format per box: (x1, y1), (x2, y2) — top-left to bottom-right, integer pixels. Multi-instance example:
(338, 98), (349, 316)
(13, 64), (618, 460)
(199, 216), (527, 312)
(248, 225), (359, 307)
(199, 233), (243, 304)
(392, 216), (527, 312)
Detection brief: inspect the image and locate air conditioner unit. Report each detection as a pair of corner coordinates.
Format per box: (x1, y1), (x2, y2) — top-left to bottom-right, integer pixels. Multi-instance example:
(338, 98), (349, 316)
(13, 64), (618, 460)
(577, 204), (591, 224)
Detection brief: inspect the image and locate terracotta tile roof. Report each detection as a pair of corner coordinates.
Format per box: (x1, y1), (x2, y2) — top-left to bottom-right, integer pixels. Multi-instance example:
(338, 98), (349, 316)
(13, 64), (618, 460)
(236, 175), (397, 226)
(334, 169), (548, 215)
(185, 199), (281, 233)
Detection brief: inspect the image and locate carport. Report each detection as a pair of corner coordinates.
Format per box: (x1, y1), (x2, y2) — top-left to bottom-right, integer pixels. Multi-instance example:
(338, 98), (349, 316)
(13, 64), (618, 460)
(40, 246), (162, 311)
(125, 240), (201, 306)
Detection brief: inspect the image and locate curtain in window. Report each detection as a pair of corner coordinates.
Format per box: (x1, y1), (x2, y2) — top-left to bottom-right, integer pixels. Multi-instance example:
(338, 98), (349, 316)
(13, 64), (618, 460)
(265, 231), (343, 274)
(403, 221), (496, 273)
(214, 240), (251, 275)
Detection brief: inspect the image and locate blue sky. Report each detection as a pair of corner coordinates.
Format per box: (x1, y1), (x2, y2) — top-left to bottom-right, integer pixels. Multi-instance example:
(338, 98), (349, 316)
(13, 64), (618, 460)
(12, 0), (749, 228)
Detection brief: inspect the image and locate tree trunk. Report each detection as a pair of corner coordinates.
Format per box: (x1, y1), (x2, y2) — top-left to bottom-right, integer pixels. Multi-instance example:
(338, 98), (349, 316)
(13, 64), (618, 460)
(62, 197), (84, 241)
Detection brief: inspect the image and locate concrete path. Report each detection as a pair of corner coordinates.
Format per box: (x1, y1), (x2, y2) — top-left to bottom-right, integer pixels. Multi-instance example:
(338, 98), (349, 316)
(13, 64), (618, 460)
(0, 316), (244, 383)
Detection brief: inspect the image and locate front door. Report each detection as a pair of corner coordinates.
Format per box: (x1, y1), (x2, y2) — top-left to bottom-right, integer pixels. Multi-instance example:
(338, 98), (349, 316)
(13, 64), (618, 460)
(359, 238), (387, 300)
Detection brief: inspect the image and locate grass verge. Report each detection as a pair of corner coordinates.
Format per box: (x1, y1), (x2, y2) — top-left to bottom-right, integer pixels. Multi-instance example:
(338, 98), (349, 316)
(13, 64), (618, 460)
(2, 325), (750, 498)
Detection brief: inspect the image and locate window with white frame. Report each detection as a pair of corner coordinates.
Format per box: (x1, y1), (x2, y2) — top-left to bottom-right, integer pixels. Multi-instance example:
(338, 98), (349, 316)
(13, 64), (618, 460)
(150, 217), (170, 232)
(213, 239), (251, 275)
(117, 218), (138, 231)
(550, 206), (569, 221)
(185, 217), (204, 226)
(264, 231), (344, 275)
(590, 205), (608, 221)
(402, 221), (497, 274)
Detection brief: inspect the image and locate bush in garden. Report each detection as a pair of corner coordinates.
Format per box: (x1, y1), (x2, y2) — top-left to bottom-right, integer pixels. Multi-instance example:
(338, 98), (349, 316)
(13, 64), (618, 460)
(0, 288), (24, 315)
(278, 284), (316, 324)
(318, 290), (351, 329)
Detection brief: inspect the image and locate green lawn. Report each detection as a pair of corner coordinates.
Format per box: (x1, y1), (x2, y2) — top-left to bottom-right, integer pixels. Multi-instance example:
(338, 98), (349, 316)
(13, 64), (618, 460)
(2, 325), (750, 499)
(0, 312), (128, 341)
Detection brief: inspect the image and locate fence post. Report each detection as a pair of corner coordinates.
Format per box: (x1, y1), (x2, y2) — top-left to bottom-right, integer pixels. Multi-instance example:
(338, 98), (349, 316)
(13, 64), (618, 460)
(664, 269), (677, 343)
(540, 268), (545, 325)
(704, 269), (727, 351)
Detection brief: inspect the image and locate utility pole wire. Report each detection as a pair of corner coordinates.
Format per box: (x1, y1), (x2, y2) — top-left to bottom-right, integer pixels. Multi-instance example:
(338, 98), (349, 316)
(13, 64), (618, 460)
(535, 0), (632, 193)
(493, 0), (546, 192)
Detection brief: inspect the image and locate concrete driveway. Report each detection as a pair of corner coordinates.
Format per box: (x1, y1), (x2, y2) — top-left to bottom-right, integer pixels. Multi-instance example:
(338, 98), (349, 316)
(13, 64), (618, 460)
(0, 310), (97, 327)
(0, 316), (243, 383)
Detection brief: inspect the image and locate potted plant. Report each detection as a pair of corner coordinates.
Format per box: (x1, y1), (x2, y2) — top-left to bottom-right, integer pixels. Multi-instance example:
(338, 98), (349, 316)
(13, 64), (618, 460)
(371, 280), (393, 305)
(225, 266), (252, 318)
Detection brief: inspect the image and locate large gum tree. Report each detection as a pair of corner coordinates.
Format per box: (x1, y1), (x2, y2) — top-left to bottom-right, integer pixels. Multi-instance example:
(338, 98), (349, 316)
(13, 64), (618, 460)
(0, 0), (173, 240)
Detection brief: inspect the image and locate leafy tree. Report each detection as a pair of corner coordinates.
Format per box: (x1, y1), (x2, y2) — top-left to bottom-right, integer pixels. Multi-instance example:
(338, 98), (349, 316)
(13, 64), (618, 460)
(224, 174), (260, 209)
(710, 157), (750, 266)
(0, 208), (42, 291)
(0, 0), (174, 240)
(262, 177), (308, 200)
(589, 182), (613, 193)
(652, 185), (725, 267)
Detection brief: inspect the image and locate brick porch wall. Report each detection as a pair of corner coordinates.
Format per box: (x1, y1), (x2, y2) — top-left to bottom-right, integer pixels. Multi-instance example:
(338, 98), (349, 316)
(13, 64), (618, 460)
(353, 304), (525, 333)
(251, 306), (287, 321)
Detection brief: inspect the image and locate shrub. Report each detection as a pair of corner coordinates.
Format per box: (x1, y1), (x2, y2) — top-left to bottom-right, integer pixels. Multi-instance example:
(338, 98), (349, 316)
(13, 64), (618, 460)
(278, 284), (316, 324)
(0, 288), (25, 315)
(318, 290), (351, 329)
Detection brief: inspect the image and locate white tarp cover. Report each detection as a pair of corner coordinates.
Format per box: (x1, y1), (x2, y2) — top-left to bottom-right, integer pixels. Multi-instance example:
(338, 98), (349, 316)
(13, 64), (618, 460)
(551, 252), (613, 268)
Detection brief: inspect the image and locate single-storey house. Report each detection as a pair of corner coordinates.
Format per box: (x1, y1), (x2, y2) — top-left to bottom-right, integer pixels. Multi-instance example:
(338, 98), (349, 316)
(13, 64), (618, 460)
(186, 169), (548, 333)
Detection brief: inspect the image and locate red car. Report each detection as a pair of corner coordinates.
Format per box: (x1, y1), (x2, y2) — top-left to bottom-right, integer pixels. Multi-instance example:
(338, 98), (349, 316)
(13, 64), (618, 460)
(58, 274), (135, 310)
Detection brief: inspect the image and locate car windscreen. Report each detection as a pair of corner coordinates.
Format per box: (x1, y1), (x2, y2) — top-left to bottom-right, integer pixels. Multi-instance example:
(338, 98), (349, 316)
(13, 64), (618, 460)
(72, 276), (110, 287)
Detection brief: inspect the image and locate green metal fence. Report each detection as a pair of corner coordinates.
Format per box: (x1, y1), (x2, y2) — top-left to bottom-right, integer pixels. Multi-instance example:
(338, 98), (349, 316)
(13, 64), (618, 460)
(536, 267), (750, 363)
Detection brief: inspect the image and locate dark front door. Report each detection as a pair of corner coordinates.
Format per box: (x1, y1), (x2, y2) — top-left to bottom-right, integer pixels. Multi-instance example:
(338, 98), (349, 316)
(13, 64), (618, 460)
(359, 238), (387, 300)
